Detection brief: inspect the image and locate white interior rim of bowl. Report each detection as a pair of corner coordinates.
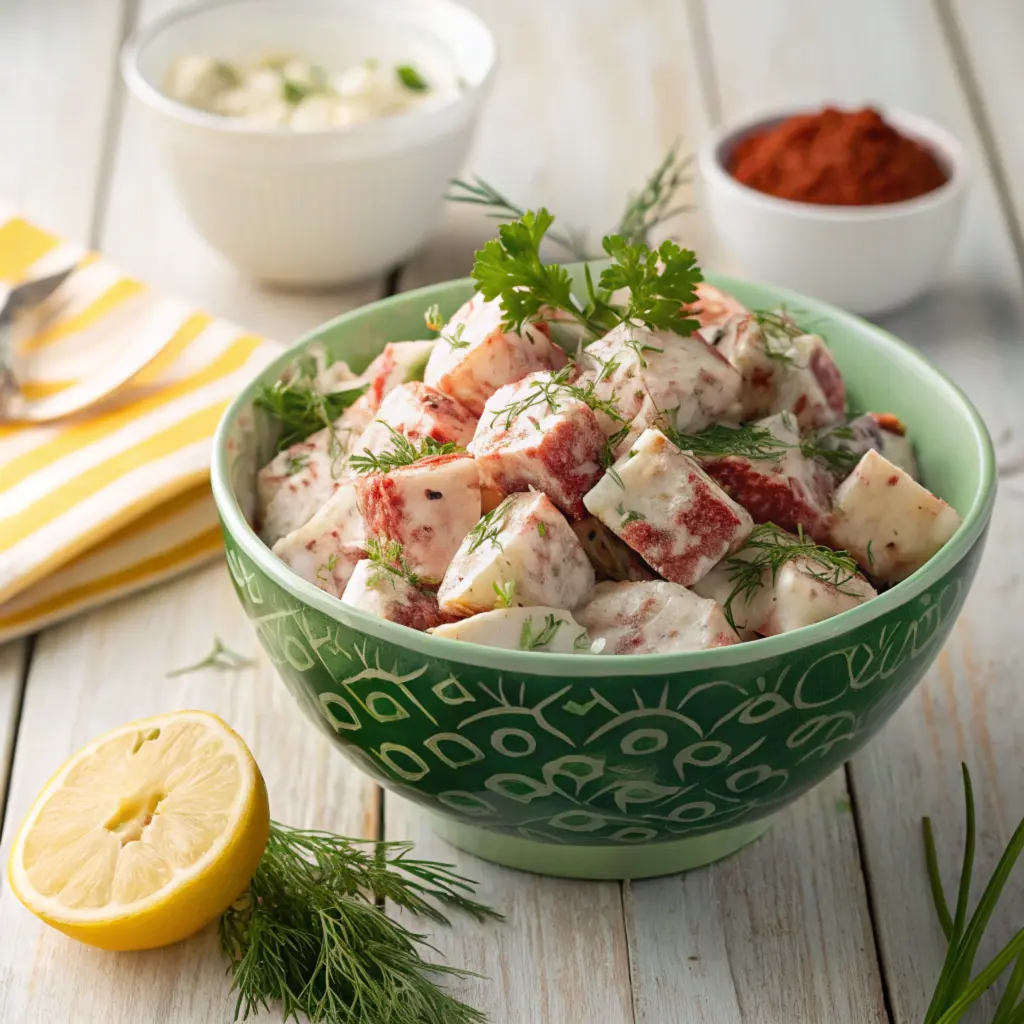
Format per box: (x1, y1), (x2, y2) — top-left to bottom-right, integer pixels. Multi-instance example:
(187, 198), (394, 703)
(120, 0), (497, 138)
(700, 105), (970, 221)
(211, 272), (996, 678)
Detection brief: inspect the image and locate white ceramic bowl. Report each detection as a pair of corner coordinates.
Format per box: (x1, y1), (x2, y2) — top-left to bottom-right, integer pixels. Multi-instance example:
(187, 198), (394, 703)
(698, 108), (969, 317)
(122, 0), (496, 287)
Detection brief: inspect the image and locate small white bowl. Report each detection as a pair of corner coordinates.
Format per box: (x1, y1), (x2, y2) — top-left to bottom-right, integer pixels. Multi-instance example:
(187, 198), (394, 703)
(122, 0), (496, 287)
(698, 108), (969, 317)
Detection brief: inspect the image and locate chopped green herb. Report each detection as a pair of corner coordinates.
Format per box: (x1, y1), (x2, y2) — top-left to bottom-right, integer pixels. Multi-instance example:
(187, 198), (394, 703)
(519, 613), (564, 651)
(396, 64), (429, 92)
(286, 453), (310, 475)
(665, 422), (790, 462)
(214, 61), (240, 86)
(254, 361), (369, 465)
(350, 424), (464, 474)
(316, 553), (339, 583)
(537, 521), (547, 538)
(573, 630), (594, 652)
(801, 426), (862, 473)
(623, 335), (663, 369)
(866, 540), (875, 568)
(443, 323), (470, 349)
(466, 497), (513, 554)
(424, 303), (444, 332)
(282, 79), (313, 104)
(366, 537), (423, 589)
(166, 637), (255, 678)
(721, 523), (861, 633)
(617, 505), (645, 526)
(492, 579), (516, 608)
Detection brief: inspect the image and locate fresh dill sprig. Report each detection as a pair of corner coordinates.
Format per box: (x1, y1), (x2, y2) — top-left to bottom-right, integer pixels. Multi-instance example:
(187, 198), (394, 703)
(492, 579), (516, 608)
(800, 425), (862, 473)
(448, 146), (692, 257)
(255, 362), (369, 457)
(573, 630), (594, 652)
(220, 821), (501, 1024)
(488, 365), (629, 433)
(721, 523), (860, 632)
(286, 453), (310, 475)
(445, 176), (589, 258)
(614, 143), (694, 246)
(466, 497), (513, 554)
(664, 422), (790, 462)
(519, 613), (564, 651)
(350, 424), (465, 475)
(921, 764), (1024, 1024)
(365, 537), (423, 589)
(166, 637), (256, 678)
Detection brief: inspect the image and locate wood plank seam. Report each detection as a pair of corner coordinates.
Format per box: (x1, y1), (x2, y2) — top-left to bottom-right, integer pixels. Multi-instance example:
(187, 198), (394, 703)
(0, 640), (31, 835)
(86, 0), (141, 249)
(933, 0), (1024, 284)
(845, 762), (897, 1024)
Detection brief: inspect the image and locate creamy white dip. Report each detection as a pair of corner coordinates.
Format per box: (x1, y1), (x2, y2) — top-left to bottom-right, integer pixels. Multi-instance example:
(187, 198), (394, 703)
(164, 53), (456, 130)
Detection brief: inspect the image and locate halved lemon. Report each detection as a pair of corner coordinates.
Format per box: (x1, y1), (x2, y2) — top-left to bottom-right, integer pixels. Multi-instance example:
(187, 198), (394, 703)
(7, 710), (270, 951)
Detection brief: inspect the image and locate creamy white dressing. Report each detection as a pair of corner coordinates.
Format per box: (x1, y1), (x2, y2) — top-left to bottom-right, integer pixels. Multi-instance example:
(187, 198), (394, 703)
(164, 53), (459, 130)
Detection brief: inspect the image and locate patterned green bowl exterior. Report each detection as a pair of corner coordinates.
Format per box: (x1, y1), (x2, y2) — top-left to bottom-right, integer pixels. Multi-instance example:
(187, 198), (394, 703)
(213, 270), (995, 878)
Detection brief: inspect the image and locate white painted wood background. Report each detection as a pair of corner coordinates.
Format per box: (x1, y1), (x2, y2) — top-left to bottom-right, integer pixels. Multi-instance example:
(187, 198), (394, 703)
(0, 0), (1021, 1021)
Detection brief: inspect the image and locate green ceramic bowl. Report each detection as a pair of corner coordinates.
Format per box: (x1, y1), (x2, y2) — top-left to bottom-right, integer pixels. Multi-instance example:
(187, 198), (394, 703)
(212, 269), (995, 879)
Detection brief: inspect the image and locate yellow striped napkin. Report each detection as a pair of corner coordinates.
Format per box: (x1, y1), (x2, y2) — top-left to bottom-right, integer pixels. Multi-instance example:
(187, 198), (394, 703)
(0, 211), (280, 643)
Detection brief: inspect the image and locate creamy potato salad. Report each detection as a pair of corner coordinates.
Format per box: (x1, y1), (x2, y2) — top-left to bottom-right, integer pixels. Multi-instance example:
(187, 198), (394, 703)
(254, 214), (962, 656)
(165, 53), (451, 129)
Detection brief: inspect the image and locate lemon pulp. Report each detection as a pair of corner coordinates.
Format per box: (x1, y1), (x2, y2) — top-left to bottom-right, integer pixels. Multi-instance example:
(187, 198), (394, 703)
(7, 710), (270, 950)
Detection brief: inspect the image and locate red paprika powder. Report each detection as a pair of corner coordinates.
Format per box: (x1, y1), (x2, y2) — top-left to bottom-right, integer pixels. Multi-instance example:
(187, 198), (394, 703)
(728, 106), (948, 206)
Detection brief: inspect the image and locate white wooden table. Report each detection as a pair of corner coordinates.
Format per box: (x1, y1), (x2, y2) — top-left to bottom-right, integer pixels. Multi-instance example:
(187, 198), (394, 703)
(1, 1), (1022, 1021)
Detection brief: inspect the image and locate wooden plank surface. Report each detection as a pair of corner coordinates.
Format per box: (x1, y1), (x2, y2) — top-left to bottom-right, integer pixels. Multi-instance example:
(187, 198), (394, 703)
(398, 0), (712, 291)
(385, 795), (635, 1024)
(698, 2), (1024, 1021)
(385, 5), (889, 1023)
(0, 0), (131, 822)
(626, 772), (887, 1023)
(0, 566), (380, 1022)
(0, 0), (388, 1018)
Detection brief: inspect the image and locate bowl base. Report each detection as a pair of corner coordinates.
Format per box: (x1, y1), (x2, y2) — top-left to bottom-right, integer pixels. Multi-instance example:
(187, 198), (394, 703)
(428, 813), (775, 880)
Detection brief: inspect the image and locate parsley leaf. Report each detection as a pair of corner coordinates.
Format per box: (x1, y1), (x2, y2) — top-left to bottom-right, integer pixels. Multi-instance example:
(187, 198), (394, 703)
(396, 64), (430, 92)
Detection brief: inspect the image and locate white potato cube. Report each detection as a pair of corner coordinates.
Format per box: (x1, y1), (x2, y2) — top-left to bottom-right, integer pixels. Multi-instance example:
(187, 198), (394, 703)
(829, 449), (961, 584)
(432, 606), (592, 653)
(360, 340), (436, 407)
(703, 412), (835, 541)
(575, 580), (739, 653)
(354, 453), (481, 582)
(583, 428), (753, 587)
(353, 381), (477, 457)
(578, 322), (743, 457)
(271, 482), (367, 598)
(424, 293), (569, 415)
(469, 371), (605, 518)
(341, 560), (448, 631)
(257, 406), (366, 545)
(438, 491), (595, 616)
(694, 532), (877, 638)
(713, 316), (845, 429)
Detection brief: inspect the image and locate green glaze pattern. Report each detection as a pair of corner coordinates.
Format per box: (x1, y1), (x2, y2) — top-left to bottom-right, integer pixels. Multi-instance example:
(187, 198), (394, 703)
(222, 528), (984, 846)
(213, 268), (996, 876)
